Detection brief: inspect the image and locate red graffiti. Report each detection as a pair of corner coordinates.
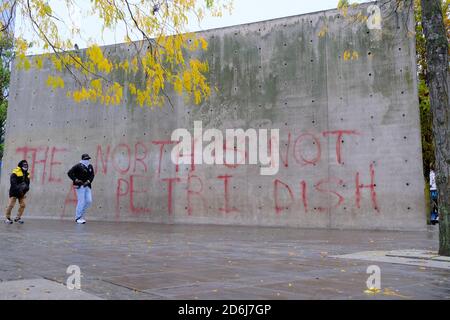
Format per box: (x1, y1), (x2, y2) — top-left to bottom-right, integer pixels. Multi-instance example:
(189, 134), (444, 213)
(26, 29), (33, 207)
(280, 132), (291, 168)
(129, 175), (151, 214)
(314, 178), (345, 212)
(152, 140), (177, 177)
(111, 143), (131, 174)
(355, 164), (379, 212)
(115, 177), (129, 219)
(62, 184), (77, 218)
(300, 180), (308, 213)
(293, 133), (321, 166)
(162, 177), (181, 215)
(95, 144), (110, 175)
(274, 179), (294, 214)
(49, 147), (68, 183)
(186, 172), (205, 216)
(217, 175), (238, 213)
(133, 142), (149, 173)
(323, 130), (359, 164)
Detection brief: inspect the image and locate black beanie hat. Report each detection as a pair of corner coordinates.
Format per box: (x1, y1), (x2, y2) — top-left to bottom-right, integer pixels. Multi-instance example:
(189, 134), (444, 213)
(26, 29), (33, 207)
(18, 160), (28, 168)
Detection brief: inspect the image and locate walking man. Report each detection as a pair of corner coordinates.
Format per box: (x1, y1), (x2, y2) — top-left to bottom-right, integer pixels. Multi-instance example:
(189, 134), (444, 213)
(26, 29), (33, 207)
(5, 160), (30, 224)
(68, 154), (95, 224)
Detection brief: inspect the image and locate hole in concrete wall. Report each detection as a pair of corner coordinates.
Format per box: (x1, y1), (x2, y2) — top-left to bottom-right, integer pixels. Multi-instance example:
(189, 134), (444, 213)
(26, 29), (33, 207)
(404, 136), (407, 140)
(401, 91), (404, 95)
(312, 120), (315, 124)
(284, 43), (287, 47)
(368, 73), (372, 77)
(312, 99), (315, 103)
(368, 51), (372, 56)
(370, 94), (373, 98)
(371, 138), (375, 142)
(406, 182), (410, 186)
(398, 47), (402, 51)
(402, 114), (406, 117)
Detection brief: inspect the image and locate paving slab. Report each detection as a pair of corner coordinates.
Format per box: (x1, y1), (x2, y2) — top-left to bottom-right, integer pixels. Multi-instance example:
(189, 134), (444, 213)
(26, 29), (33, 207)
(0, 278), (101, 300)
(333, 250), (450, 270)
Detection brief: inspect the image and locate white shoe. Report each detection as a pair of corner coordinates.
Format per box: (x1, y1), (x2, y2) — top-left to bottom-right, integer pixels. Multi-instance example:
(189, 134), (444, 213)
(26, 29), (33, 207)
(76, 218), (86, 224)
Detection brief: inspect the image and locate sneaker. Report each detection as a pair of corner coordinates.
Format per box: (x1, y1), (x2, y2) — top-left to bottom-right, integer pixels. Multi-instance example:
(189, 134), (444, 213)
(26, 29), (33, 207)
(14, 218), (24, 224)
(4, 218), (13, 224)
(76, 218), (86, 224)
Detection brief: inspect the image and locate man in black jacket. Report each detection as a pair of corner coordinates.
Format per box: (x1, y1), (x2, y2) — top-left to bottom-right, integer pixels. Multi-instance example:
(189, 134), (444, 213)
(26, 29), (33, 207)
(67, 154), (95, 224)
(5, 160), (30, 224)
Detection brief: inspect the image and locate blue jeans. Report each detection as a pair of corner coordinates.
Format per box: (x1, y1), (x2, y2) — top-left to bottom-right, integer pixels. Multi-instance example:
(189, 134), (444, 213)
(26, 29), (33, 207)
(75, 186), (92, 220)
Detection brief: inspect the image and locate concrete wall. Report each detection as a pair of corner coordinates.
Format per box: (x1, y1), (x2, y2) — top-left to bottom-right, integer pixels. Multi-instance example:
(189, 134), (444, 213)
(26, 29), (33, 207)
(0, 1), (426, 230)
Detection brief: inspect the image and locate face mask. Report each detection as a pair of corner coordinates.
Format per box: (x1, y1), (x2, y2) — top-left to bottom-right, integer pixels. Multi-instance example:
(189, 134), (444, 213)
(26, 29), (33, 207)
(80, 160), (90, 167)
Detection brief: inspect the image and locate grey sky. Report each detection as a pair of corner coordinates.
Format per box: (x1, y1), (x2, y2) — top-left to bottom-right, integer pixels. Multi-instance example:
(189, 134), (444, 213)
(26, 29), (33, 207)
(15, 0), (370, 54)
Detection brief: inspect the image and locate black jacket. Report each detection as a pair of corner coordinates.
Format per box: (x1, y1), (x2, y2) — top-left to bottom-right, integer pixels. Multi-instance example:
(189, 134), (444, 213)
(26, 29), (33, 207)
(67, 163), (95, 188)
(9, 167), (30, 198)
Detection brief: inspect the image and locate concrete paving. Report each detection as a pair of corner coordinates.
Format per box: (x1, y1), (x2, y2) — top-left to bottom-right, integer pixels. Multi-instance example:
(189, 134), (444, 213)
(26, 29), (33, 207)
(0, 219), (449, 300)
(334, 250), (450, 270)
(0, 279), (101, 300)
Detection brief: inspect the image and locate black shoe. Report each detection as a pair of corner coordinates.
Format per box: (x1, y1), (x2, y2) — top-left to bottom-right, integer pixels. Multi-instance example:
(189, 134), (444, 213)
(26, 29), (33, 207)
(4, 218), (13, 224)
(14, 218), (24, 224)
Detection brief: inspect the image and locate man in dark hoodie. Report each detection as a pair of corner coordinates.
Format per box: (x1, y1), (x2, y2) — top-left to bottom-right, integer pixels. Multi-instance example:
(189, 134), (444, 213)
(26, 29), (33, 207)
(5, 160), (30, 224)
(67, 154), (95, 224)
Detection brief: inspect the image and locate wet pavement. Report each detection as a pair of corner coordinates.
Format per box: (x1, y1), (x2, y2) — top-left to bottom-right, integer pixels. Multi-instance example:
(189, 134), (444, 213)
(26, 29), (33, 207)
(0, 219), (449, 300)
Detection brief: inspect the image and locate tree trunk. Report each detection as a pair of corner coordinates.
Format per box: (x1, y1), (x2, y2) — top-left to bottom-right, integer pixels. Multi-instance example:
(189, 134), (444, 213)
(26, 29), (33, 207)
(421, 0), (450, 256)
